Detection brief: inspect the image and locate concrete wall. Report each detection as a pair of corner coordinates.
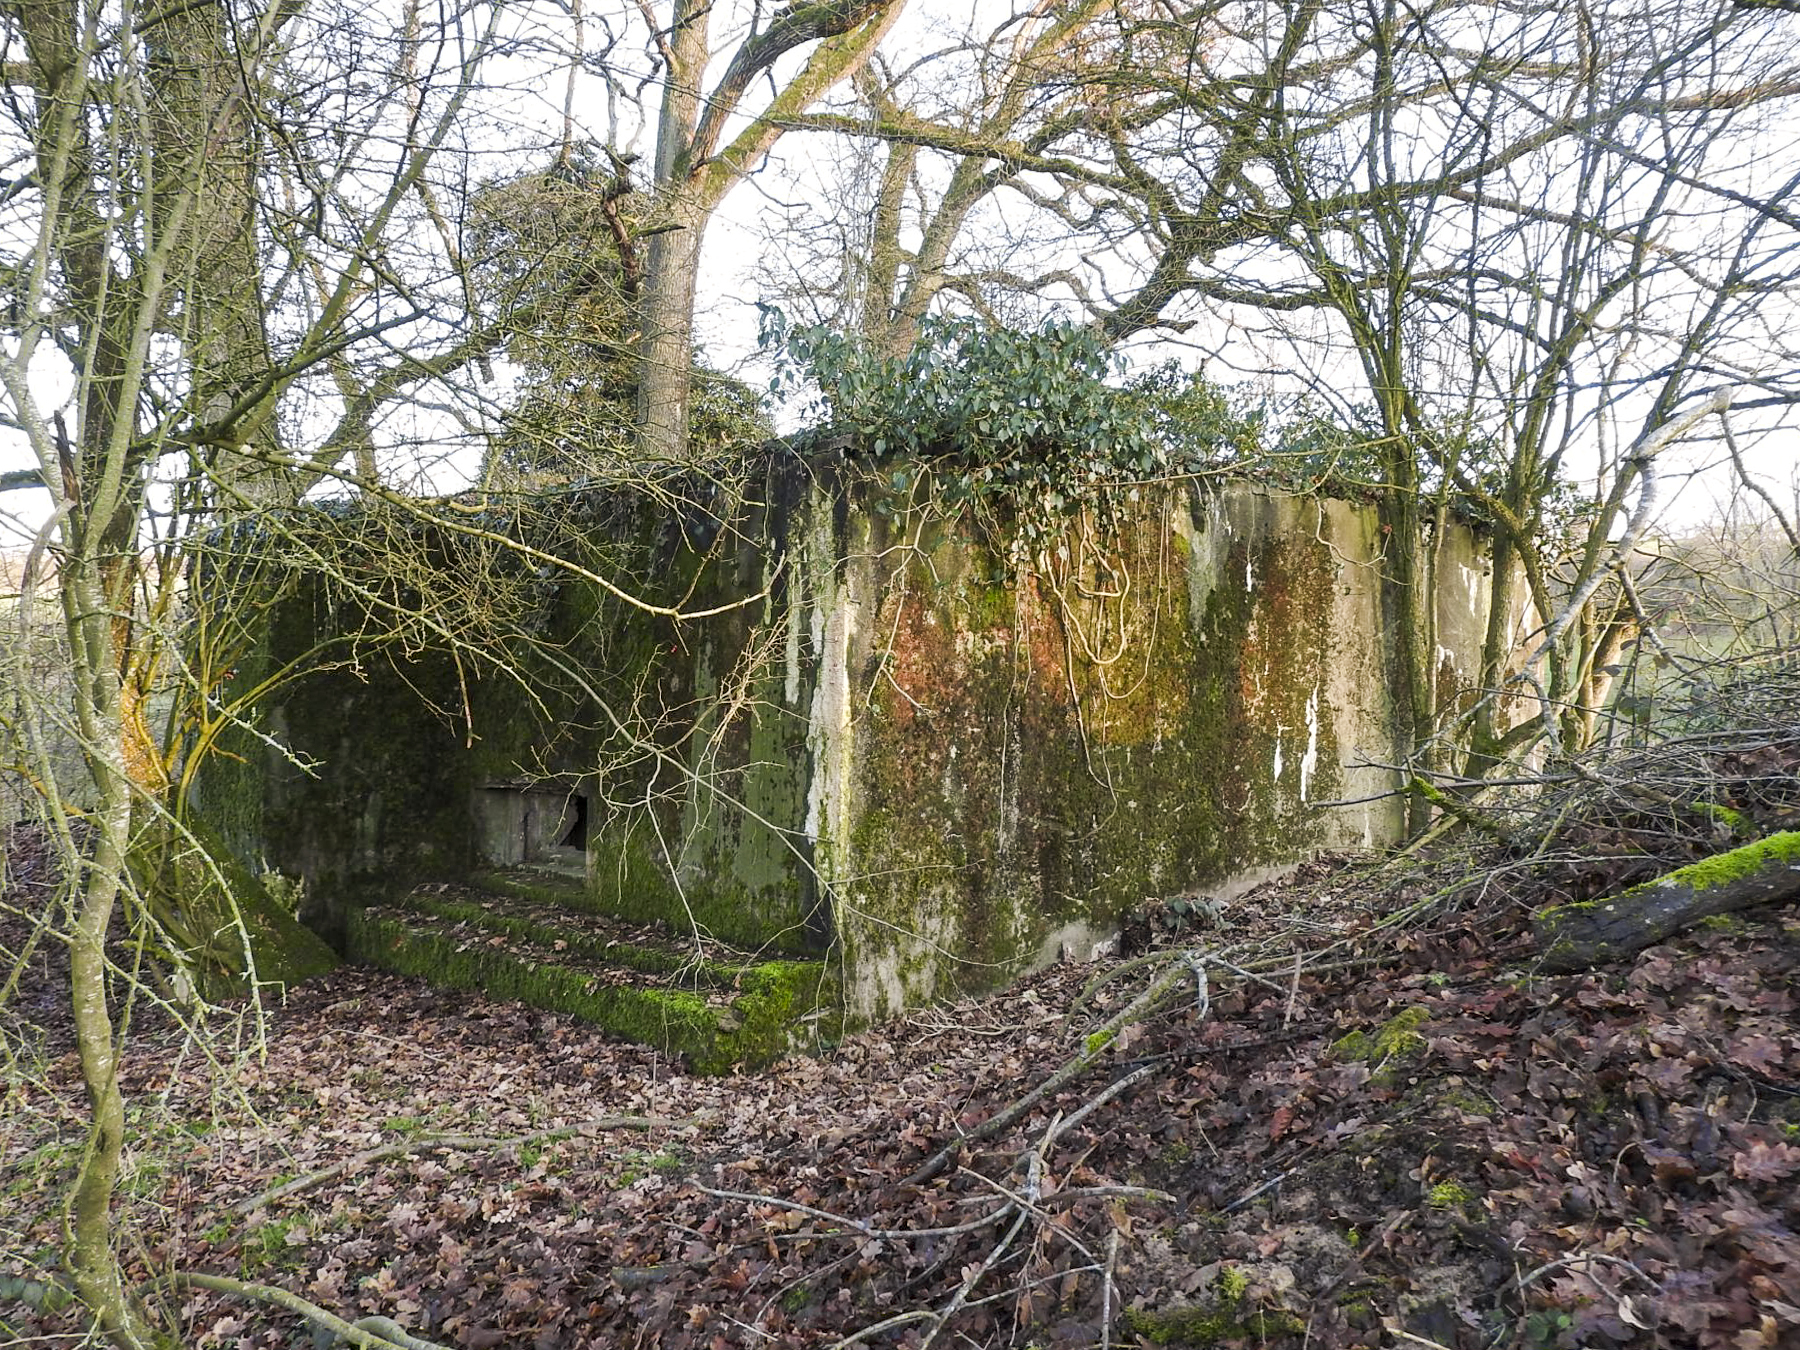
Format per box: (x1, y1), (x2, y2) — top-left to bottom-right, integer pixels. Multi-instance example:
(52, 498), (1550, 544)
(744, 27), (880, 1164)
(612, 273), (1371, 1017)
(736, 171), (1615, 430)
(809, 485), (1494, 1021)
(223, 467), (1497, 1022)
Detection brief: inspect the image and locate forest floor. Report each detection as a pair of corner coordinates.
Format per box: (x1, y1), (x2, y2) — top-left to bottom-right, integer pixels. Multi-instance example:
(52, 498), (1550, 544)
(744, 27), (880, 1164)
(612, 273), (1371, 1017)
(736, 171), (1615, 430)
(3, 835), (1800, 1350)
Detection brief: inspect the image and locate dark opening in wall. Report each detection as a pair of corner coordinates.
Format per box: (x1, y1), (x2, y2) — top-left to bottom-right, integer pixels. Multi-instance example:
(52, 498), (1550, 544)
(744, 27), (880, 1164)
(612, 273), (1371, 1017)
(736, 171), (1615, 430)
(557, 793), (588, 851)
(473, 782), (589, 875)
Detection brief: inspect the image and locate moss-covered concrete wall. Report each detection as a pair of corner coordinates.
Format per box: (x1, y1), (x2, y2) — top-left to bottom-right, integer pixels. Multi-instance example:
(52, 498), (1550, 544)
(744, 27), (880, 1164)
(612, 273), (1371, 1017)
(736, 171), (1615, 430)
(215, 461), (826, 954)
(816, 486), (1492, 1021)
(247, 581), (479, 946)
(210, 469), (1495, 1025)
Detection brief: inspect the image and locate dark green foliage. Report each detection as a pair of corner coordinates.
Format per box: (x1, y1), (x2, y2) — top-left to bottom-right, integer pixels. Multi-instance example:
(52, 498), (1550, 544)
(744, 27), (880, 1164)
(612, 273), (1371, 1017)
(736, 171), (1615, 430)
(768, 313), (1161, 470)
(471, 148), (770, 481)
(1127, 363), (1268, 470)
(764, 313), (1248, 550)
(758, 312), (1413, 557)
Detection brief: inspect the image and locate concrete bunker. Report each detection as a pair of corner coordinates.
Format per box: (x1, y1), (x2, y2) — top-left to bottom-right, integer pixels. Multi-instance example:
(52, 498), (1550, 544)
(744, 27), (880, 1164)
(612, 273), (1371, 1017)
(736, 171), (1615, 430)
(215, 467), (1504, 1036)
(473, 782), (590, 875)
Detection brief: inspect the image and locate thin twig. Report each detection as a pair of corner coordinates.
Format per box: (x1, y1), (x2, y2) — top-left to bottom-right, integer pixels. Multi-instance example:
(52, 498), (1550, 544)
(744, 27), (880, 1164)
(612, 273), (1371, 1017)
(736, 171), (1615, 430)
(1039, 1184), (1177, 1203)
(957, 1169), (1098, 1262)
(1102, 1226), (1120, 1350)
(1515, 1251), (1659, 1294)
(1048, 1064), (1157, 1144)
(823, 1309), (938, 1349)
(1388, 1331), (1456, 1350)
(695, 1184), (1014, 1240)
(1221, 1169), (1290, 1214)
(921, 1204), (1033, 1350)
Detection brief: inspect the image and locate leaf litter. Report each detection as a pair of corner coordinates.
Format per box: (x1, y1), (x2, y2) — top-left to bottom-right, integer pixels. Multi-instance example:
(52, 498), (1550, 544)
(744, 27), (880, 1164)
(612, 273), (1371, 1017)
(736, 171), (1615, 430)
(4, 844), (1799, 1349)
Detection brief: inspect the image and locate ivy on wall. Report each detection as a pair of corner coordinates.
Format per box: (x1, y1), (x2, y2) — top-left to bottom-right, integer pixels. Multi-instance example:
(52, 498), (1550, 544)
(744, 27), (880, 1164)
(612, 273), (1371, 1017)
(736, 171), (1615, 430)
(758, 311), (1412, 554)
(764, 313), (1261, 549)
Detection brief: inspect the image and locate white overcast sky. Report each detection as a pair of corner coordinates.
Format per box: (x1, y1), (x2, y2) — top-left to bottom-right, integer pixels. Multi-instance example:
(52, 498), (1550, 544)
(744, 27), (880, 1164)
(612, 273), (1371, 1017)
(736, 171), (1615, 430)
(1, 0), (1794, 550)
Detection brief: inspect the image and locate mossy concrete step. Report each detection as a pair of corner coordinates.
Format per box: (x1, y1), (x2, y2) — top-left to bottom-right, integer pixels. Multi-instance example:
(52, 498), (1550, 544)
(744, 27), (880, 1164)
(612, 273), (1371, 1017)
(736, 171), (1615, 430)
(466, 866), (815, 956)
(396, 882), (769, 988)
(347, 890), (841, 1074)
(468, 863), (703, 929)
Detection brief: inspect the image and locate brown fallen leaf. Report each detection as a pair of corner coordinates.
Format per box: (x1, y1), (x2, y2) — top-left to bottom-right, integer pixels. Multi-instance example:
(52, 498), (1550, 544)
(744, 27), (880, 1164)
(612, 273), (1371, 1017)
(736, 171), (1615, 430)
(1731, 1141), (1800, 1182)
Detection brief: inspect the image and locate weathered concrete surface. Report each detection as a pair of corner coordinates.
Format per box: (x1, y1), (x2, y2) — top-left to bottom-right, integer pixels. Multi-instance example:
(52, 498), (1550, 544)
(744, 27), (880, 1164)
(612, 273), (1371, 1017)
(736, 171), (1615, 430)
(209, 467), (1497, 1027)
(816, 486), (1495, 1021)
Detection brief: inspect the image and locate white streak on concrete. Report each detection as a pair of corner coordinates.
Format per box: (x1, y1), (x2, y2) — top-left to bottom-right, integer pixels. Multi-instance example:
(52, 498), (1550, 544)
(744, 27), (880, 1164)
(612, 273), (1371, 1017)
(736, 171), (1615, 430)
(1300, 685), (1320, 802)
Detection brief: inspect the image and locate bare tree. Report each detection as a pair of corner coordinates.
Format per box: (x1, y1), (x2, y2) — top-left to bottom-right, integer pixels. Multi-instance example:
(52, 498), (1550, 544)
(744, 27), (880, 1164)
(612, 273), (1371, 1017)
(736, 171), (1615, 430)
(1191, 0), (1800, 793)
(0, 0), (546, 1336)
(748, 0), (1220, 355)
(630, 0), (906, 461)
(754, 0), (1134, 350)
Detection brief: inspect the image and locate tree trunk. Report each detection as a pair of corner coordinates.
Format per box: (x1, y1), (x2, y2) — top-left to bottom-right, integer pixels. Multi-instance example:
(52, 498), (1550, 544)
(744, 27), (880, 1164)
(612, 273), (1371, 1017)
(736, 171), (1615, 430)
(1534, 832), (1800, 973)
(635, 197), (708, 464)
(634, 0), (710, 465)
(1463, 526), (1521, 781)
(147, 0), (285, 509)
(62, 562), (162, 1350)
(861, 131), (917, 355)
(1375, 446), (1435, 835)
(630, 0), (899, 461)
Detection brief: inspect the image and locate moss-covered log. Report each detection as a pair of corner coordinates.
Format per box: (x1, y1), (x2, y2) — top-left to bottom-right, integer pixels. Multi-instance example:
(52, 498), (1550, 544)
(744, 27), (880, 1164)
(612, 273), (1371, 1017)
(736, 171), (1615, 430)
(1534, 831), (1800, 972)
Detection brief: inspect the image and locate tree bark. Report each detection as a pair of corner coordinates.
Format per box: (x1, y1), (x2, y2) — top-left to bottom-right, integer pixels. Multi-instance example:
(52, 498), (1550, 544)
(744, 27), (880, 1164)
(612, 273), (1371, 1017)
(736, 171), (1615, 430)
(635, 197), (709, 465)
(1534, 832), (1800, 973)
(633, 0), (711, 466)
(146, 0), (286, 508)
(62, 562), (161, 1350)
(632, 0), (901, 462)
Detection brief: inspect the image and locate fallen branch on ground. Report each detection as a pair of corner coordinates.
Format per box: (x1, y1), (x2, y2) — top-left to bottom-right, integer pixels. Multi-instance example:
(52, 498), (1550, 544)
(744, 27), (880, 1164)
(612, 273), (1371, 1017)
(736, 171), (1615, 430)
(1407, 774), (1514, 843)
(156, 1272), (450, 1350)
(906, 953), (1197, 1187)
(694, 1184), (1017, 1239)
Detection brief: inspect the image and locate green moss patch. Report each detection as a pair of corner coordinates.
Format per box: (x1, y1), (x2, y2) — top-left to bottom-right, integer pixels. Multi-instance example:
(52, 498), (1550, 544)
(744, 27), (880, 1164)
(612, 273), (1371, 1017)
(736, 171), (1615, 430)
(133, 818), (339, 999)
(397, 884), (755, 988)
(1124, 1264), (1305, 1346)
(1125, 1305), (1304, 1346)
(1328, 1006), (1430, 1083)
(346, 907), (837, 1073)
(1672, 830), (1800, 890)
(473, 860), (818, 958)
(471, 866), (604, 913)
(1425, 1179), (1477, 1213)
(1431, 1085), (1496, 1118)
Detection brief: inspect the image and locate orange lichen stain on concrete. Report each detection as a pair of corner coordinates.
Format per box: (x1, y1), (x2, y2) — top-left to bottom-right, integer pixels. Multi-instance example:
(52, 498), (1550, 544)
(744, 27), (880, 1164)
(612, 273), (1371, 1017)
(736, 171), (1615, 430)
(877, 587), (957, 735)
(1233, 536), (1332, 738)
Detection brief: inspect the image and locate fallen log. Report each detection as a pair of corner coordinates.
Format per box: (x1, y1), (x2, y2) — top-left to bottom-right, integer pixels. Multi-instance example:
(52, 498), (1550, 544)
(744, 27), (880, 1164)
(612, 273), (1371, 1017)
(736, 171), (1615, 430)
(1534, 830), (1800, 973)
